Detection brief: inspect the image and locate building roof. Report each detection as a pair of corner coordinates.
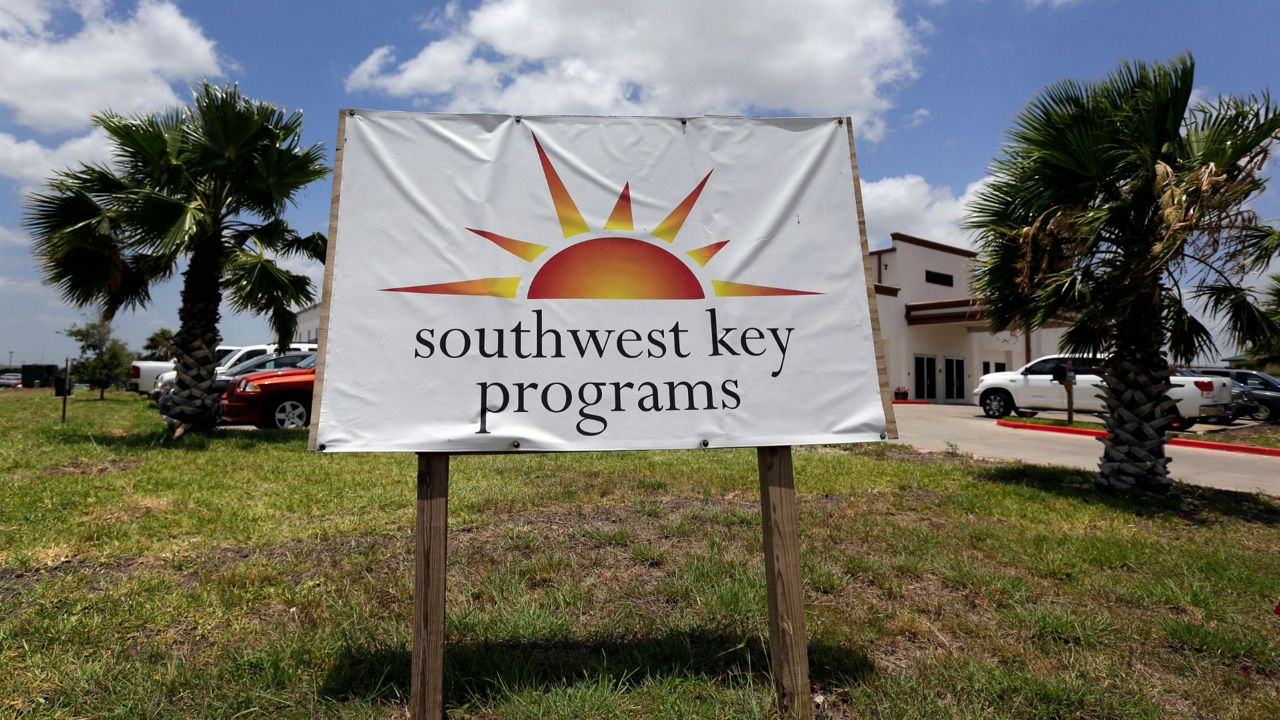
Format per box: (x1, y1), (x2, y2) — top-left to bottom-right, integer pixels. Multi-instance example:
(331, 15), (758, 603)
(873, 232), (978, 259)
(904, 297), (985, 325)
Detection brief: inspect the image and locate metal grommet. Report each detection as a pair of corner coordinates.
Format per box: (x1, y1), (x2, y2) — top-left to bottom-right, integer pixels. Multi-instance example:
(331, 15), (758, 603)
(879, 432), (887, 440)
(511, 440), (521, 449)
(680, 118), (688, 125)
(700, 439), (710, 448)
(514, 116), (522, 124)
(317, 443), (326, 451)
(837, 117), (844, 125)
(346, 109), (355, 117)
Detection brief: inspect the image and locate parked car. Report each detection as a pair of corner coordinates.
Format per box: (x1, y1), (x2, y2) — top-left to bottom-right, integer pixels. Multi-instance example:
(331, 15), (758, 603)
(219, 355), (317, 429)
(132, 345), (240, 396)
(0, 372), (22, 388)
(1191, 367), (1280, 422)
(1226, 381), (1261, 422)
(152, 343), (317, 400)
(213, 351), (313, 395)
(973, 355), (1233, 430)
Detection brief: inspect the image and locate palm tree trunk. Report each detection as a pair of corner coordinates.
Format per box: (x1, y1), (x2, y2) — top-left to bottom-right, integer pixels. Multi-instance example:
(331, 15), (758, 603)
(167, 234), (224, 430)
(1097, 306), (1175, 492)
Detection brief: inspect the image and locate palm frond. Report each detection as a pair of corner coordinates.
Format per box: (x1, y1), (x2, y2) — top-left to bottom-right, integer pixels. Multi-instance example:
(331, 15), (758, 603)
(1194, 283), (1280, 351)
(222, 247), (315, 316)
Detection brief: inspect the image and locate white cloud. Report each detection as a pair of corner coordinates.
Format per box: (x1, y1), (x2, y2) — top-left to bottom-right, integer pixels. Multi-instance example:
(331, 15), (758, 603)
(0, 275), (64, 311)
(0, 0), (51, 35)
(907, 107), (930, 127)
(861, 174), (989, 249)
(0, 127), (111, 190)
(0, 224), (29, 247)
(0, 0), (221, 133)
(346, 0), (922, 141)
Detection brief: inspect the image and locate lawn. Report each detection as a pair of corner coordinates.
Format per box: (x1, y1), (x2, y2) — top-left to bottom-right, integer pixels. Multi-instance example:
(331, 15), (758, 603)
(2, 390), (1278, 719)
(1206, 424), (1280, 449)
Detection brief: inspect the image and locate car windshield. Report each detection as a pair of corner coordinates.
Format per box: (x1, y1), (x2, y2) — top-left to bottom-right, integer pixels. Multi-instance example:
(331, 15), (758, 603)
(214, 348), (238, 364)
(224, 355), (276, 376)
(1256, 372), (1280, 389)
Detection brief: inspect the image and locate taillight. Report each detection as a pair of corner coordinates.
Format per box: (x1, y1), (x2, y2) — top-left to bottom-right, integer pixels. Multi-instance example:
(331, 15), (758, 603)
(130, 365), (140, 378)
(1193, 380), (1214, 392)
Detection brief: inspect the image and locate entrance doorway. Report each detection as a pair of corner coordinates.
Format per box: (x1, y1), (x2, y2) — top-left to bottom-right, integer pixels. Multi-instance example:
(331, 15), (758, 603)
(913, 355), (936, 400)
(944, 356), (965, 401)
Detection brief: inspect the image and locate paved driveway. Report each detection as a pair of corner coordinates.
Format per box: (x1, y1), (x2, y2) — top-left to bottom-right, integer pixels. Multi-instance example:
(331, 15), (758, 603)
(892, 403), (1279, 496)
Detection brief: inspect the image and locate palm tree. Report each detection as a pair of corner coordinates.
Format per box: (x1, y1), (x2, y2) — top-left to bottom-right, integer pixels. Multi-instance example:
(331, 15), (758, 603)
(1246, 273), (1280, 363)
(28, 83), (328, 430)
(966, 55), (1280, 492)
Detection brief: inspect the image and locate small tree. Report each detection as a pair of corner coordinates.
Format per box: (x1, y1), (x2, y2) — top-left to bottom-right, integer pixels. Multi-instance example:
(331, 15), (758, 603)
(64, 321), (133, 399)
(966, 55), (1280, 493)
(28, 83), (328, 432)
(142, 328), (177, 360)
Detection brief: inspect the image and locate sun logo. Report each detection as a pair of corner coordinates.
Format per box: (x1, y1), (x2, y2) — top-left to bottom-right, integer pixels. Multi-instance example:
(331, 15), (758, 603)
(383, 132), (817, 300)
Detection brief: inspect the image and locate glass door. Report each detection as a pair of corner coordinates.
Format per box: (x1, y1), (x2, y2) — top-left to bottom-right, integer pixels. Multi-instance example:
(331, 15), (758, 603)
(944, 356), (965, 401)
(913, 355), (937, 400)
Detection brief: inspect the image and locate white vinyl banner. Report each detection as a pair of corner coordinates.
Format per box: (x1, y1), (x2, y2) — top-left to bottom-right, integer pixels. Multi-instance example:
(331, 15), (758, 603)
(313, 112), (890, 452)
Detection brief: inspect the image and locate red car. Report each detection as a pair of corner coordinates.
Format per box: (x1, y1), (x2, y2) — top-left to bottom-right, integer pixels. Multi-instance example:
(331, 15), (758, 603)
(220, 355), (317, 429)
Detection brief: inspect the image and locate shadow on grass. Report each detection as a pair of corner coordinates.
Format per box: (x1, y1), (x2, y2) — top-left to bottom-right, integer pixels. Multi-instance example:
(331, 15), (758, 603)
(53, 427), (309, 452)
(321, 632), (874, 705)
(974, 463), (1280, 526)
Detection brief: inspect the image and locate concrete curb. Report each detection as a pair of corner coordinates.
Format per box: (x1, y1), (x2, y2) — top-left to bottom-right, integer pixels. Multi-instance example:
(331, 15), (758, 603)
(892, 400), (932, 405)
(996, 418), (1280, 458)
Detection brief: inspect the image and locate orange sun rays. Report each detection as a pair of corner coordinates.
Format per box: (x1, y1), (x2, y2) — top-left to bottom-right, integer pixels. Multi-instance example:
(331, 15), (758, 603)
(381, 130), (817, 299)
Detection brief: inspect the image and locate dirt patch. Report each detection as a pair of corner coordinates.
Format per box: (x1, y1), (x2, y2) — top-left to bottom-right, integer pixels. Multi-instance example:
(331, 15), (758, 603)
(820, 442), (1008, 468)
(0, 555), (153, 603)
(45, 457), (140, 476)
(82, 497), (176, 524)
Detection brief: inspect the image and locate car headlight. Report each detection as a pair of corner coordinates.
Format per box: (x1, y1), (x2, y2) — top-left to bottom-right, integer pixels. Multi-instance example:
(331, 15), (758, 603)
(241, 380), (261, 393)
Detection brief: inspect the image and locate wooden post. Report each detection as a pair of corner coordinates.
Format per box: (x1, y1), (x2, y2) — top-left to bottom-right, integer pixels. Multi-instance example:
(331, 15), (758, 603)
(757, 446), (812, 719)
(60, 357), (69, 424)
(411, 453), (449, 720)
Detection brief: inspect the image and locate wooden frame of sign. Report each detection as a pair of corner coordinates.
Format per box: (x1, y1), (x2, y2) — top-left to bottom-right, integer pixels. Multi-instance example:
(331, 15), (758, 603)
(310, 112), (895, 719)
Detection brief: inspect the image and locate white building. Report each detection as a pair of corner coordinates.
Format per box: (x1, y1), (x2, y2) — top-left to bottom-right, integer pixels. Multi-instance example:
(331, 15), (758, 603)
(872, 232), (1065, 403)
(295, 302), (322, 344)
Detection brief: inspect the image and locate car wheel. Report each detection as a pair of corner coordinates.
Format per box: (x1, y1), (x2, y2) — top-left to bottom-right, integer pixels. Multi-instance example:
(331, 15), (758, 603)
(1252, 402), (1275, 423)
(266, 398), (310, 429)
(981, 390), (1014, 418)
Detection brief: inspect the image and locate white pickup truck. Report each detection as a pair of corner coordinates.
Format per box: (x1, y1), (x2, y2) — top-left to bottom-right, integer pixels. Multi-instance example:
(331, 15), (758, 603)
(128, 346), (240, 396)
(973, 355), (1233, 430)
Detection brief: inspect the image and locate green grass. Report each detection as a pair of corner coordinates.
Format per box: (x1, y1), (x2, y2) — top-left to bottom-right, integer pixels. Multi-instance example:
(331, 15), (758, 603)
(1205, 424), (1280, 449)
(3, 390), (1280, 718)
(1007, 415), (1105, 430)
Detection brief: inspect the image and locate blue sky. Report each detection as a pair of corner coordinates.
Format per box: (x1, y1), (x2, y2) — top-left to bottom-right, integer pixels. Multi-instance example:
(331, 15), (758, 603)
(1, 0), (1277, 365)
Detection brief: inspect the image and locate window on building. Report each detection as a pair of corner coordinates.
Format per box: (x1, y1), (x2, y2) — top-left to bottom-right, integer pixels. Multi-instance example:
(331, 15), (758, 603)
(982, 361), (990, 375)
(995, 362), (1007, 372)
(925, 270), (954, 286)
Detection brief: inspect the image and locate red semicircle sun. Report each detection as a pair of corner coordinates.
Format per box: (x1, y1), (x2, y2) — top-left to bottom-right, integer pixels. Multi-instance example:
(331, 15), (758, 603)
(527, 237), (705, 299)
